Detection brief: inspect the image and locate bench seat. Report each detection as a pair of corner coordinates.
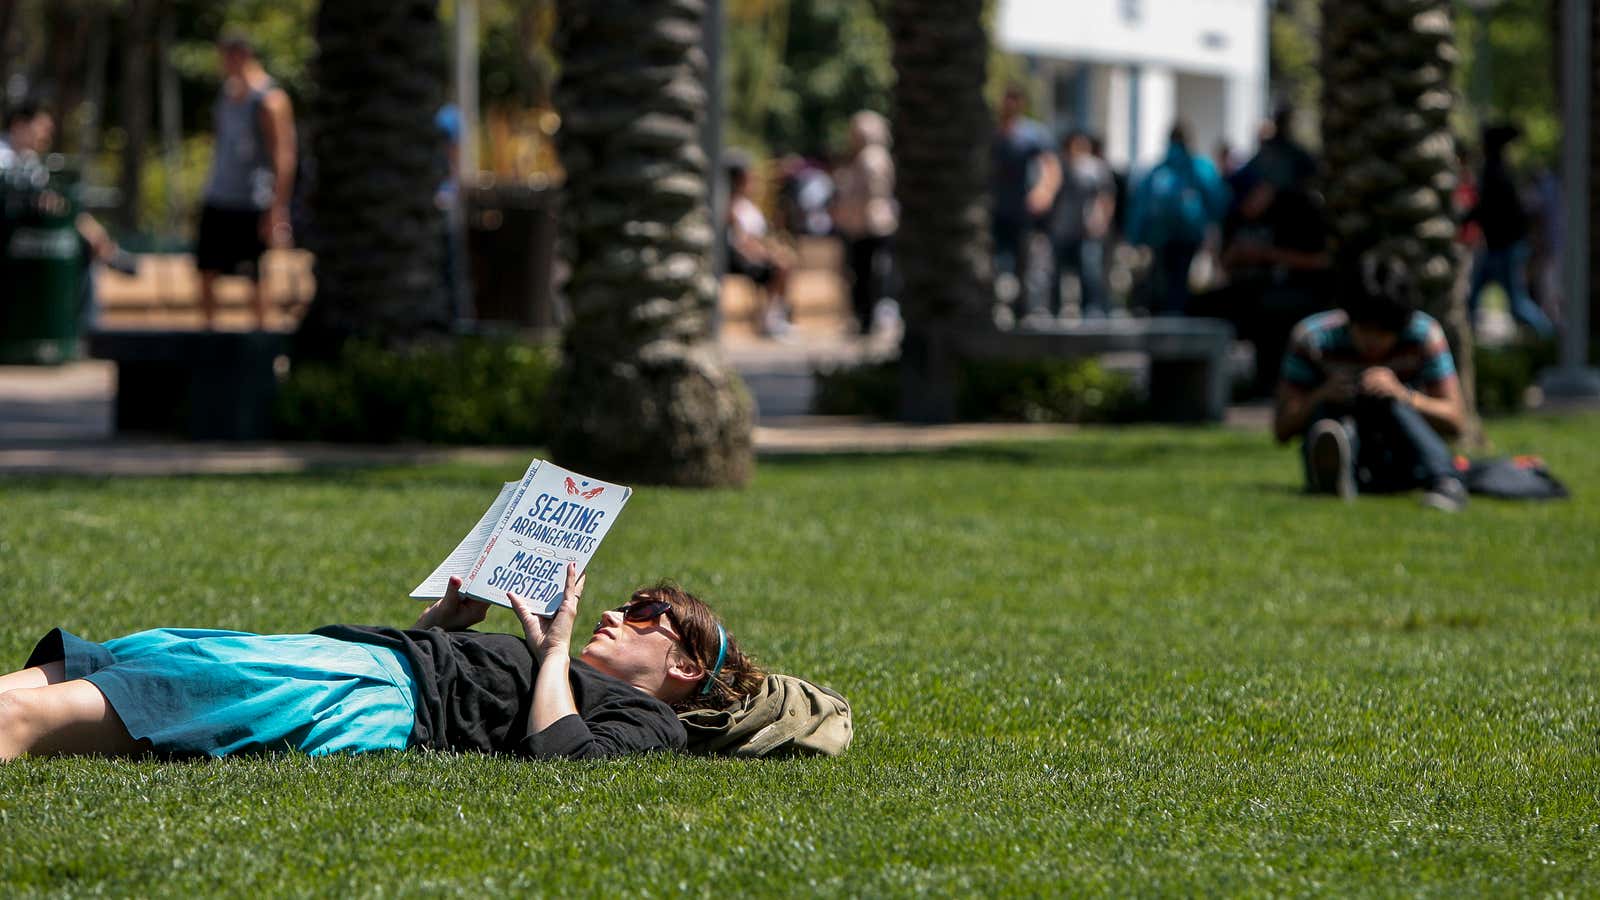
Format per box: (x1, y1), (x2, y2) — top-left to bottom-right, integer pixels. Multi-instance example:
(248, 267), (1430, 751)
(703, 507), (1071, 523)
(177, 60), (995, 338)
(87, 330), (287, 440)
(943, 317), (1236, 422)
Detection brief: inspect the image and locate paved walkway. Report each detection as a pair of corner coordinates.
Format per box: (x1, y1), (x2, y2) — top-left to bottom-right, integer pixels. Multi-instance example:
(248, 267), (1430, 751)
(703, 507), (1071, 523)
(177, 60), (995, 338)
(31, 328), (1590, 477)
(0, 330), (1088, 476)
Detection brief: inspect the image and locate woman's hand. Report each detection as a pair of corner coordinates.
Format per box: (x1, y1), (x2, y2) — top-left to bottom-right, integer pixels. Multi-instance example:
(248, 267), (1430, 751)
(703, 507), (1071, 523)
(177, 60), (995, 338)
(508, 563), (586, 663)
(414, 575), (489, 631)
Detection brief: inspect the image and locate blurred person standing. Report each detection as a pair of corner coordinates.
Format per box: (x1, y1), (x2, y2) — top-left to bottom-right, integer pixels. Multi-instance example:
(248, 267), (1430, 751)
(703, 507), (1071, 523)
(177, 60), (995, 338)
(434, 102), (469, 320)
(0, 103), (43, 168)
(1247, 107), (1317, 193)
(1126, 123), (1229, 315)
(778, 154), (833, 238)
(1463, 124), (1552, 340)
(831, 111), (897, 337)
(4, 103), (134, 328)
(1525, 163), (1563, 323)
(1046, 130), (1114, 318)
(990, 84), (1059, 323)
(1193, 170), (1332, 396)
(1451, 148), (1482, 250)
(195, 31), (296, 331)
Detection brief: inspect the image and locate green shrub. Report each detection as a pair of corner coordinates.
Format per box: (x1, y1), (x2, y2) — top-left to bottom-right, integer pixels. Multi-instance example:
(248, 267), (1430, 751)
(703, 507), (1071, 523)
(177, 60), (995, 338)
(274, 337), (558, 444)
(811, 359), (900, 418)
(1473, 341), (1557, 417)
(812, 356), (1137, 424)
(957, 357), (1137, 423)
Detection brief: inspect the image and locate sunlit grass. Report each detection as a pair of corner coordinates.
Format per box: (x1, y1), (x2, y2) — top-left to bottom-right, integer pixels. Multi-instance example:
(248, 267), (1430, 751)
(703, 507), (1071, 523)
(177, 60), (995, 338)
(2, 414), (1597, 895)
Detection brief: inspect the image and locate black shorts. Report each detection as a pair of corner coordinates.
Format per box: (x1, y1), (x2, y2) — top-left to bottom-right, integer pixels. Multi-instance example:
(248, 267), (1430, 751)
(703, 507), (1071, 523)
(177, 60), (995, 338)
(195, 204), (266, 280)
(726, 244), (775, 286)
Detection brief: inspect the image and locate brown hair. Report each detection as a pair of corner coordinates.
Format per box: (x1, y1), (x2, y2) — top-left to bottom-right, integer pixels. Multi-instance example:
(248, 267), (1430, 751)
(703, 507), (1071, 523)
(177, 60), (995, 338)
(631, 582), (763, 712)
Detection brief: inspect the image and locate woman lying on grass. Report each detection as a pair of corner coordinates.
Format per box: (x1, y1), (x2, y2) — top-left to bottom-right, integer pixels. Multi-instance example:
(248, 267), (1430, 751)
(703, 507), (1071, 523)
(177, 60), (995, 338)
(0, 564), (762, 761)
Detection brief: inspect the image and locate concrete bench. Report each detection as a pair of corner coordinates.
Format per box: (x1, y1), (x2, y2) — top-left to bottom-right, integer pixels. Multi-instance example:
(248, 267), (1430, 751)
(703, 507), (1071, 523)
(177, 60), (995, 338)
(87, 330), (287, 440)
(941, 317), (1236, 422)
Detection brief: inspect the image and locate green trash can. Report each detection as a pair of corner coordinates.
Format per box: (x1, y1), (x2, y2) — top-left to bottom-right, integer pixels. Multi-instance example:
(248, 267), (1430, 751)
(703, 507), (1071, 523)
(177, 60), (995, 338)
(0, 162), (84, 365)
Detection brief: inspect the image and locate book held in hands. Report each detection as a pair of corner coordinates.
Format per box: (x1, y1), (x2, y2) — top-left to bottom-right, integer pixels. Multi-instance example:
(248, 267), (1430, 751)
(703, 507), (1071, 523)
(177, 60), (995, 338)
(411, 460), (632, 615)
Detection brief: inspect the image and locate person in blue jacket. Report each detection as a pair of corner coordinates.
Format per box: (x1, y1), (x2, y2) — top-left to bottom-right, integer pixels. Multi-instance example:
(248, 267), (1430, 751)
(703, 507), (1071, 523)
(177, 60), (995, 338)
(1125, 123), (1230, 315)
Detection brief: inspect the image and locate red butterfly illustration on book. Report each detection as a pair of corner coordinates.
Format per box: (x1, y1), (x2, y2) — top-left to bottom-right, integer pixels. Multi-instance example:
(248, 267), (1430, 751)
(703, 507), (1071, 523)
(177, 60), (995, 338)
(565, 476), (606, 500)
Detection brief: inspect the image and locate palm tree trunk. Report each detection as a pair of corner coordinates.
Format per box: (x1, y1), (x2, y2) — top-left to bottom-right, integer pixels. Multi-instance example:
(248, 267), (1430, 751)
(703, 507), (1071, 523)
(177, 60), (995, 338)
(298, 0), (449, 354)
(1321, 0), (1482, 446)
(549, 0), (753, 487)
(887, 0), (993, 422)
(117, 0), (153, 232)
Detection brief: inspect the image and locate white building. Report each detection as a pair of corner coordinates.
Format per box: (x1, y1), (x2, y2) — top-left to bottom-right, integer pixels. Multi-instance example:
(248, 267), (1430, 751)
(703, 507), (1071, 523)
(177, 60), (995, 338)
(997, 0), (1270, 173)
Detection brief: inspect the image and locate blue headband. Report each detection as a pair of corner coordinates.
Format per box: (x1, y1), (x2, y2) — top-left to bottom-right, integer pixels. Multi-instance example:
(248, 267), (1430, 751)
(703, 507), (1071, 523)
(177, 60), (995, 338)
(701, 623), (727, 695)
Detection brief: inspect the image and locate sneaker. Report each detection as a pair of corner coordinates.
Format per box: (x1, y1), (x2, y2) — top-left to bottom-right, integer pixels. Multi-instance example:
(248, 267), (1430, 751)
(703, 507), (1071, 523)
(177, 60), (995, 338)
(762, 307), (794, 339)
(1307, 418), (1355, 502)
(1419, 477), (1468, 513)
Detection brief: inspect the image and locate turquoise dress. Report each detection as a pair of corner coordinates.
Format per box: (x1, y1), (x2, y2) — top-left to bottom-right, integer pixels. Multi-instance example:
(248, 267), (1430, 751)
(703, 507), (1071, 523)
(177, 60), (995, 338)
(29, 628), (418, 757)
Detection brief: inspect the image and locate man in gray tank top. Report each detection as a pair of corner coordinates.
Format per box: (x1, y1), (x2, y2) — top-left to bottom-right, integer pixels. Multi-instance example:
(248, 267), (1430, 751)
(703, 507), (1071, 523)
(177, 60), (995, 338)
(194, 32), (296, 331)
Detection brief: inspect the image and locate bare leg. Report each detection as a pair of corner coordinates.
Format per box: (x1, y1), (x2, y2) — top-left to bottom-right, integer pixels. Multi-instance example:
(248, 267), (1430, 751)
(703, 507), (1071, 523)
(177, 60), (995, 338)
(0, 661), (67, 694)
(0, 680), (150, 761)
(199, 270), (220, 330)
(769, 260), (791, 303)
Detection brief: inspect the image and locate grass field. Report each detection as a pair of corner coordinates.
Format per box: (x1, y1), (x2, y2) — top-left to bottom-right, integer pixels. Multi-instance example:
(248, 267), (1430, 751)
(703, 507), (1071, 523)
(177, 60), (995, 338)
(2, 415), (1597, 896)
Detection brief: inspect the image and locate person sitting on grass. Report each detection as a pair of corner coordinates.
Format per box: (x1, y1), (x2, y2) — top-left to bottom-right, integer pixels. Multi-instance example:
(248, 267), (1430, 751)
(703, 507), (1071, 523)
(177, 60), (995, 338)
(0, 564), (762, 761)
(1272, 256), (1470, 512)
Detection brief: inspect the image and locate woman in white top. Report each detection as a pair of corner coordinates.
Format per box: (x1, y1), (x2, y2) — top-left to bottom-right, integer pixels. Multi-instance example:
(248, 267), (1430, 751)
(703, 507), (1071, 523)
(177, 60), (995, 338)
(725, 156), (796, 338)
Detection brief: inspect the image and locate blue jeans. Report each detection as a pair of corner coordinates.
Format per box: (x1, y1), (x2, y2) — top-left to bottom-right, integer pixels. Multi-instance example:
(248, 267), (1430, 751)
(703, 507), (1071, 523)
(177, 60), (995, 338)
(1469, 241), (1554, 339)
(1051, 238), (1108, 318)
(1302, 395), (1457, 493)
(993, 216), (1038, 317)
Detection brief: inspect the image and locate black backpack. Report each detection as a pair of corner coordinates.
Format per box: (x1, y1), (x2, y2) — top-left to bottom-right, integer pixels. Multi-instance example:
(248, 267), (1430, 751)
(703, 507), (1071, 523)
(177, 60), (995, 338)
(1456, 455), (1569, 500)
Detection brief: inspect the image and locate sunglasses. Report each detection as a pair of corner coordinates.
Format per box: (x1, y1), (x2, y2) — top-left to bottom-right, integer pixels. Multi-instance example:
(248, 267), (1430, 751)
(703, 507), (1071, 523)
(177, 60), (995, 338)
(615, 598), (681, 634)
(614, 597), (728, 696)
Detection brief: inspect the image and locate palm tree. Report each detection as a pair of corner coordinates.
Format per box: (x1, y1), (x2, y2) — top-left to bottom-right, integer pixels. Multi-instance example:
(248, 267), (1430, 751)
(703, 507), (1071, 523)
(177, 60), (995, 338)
(1587, 0), (1600, 345)
(298, 0), (450, 352)
(886, 0), (993, 422)
(549, 0), (753, 486)
(117, 0), (153, 233)
(1321, 0), (1481, 443)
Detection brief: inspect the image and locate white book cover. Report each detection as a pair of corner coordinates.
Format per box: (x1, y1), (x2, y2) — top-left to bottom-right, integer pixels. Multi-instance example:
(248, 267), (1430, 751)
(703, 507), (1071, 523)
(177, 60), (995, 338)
(411, 460), (632, 615)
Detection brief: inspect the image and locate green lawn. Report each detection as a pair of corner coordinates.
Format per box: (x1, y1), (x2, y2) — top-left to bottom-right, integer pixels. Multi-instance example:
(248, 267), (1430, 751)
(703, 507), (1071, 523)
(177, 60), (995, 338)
(2, 415), (1597, 896)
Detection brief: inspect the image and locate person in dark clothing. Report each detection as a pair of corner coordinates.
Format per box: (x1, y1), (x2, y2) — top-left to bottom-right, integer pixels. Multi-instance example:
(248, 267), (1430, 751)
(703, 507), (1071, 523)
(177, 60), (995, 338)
(990, 84), (1060, 321)
(1247, 107), (1318, 193)
(1273, 256), (1470, 512)
(195, 31), (296, 331)
(1189, 174), (1333, 395)
(1464, 124), (1554, 339)
(0, 565), (762, 761)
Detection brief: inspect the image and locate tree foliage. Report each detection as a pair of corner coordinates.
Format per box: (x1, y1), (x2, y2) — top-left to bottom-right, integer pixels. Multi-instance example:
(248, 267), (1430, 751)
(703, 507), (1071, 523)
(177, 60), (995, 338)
(1273, 0), (1561, 162)
(725, 0), (893, 159)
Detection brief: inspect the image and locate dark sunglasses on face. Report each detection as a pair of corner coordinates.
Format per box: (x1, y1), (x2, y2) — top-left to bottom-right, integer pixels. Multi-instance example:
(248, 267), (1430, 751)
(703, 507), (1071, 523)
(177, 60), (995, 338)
(616, 599), (678, 632)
